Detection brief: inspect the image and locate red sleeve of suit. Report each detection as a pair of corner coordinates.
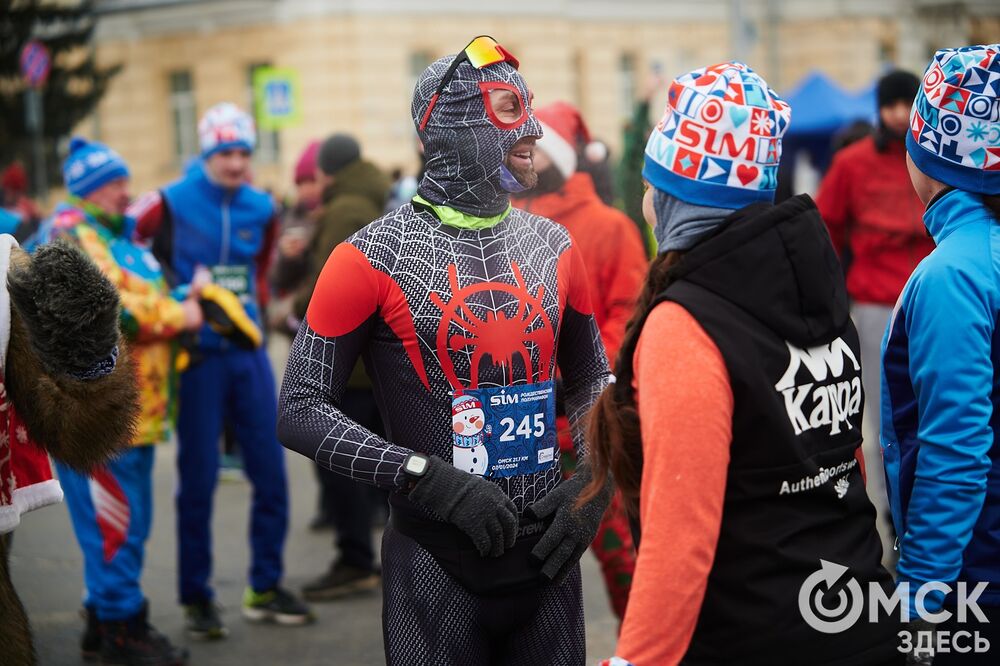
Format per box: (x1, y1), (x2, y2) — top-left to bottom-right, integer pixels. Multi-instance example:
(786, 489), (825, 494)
(557, 240), (595, 318)
(307, 241), (430, 392)
(306, 242), (379, 335)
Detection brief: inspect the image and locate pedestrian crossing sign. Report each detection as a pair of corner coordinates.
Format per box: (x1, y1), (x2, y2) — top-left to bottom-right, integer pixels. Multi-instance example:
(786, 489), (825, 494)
(253, 67), (301, 130)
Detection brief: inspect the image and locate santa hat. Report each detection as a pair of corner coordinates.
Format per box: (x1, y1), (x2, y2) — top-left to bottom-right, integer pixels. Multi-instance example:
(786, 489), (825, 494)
(535, 101), (600, 179)
(907, 44), (1000, 194)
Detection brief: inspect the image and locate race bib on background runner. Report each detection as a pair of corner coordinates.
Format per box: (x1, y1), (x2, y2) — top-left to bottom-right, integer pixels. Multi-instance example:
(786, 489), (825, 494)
(451, 382), (557, 479)
(211, 265), (250, 301)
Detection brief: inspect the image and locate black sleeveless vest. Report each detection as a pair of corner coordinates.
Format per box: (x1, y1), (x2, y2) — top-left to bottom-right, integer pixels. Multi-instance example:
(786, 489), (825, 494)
(644, 196), (900, 665)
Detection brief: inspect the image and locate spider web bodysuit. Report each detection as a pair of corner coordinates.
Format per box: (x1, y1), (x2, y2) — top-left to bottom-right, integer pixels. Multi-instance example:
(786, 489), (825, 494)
(280, 204), (607, 505)
(278, 52), (608, 665)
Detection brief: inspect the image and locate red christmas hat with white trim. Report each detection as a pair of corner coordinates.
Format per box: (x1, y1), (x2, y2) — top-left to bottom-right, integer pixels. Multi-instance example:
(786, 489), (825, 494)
(535, 101), (598, 179)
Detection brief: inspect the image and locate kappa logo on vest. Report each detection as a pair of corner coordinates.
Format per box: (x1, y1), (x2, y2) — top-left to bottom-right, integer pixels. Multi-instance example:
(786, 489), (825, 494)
(774, 338), (862, 436)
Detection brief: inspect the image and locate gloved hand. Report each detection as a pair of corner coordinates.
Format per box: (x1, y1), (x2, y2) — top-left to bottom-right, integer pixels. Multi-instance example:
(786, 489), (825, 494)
(408, 455), (519, 558)
(525, 464), (610, 583)
(5, 240), (139, 473)
(199, 283), (263, 349)
(7, 240), (120, 378)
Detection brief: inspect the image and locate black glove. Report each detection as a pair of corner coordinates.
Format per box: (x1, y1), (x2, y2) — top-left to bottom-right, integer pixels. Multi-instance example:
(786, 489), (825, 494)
(525, 464), (610, 583)
(408, 456), (518, 558)
(7, 240), (120, 378)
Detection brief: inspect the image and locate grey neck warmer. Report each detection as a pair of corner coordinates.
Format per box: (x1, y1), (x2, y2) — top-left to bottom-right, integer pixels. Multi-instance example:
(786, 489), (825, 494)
(653, 189), (733, 253)
(412, 55), (543, 217)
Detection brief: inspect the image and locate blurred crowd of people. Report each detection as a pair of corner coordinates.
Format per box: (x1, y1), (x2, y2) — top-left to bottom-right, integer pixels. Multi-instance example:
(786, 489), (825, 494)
(2, 33), (1000, 666)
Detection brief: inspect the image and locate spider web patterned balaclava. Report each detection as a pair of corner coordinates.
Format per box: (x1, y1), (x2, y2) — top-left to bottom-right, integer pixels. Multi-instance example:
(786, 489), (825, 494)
(412, 55), (543, 217)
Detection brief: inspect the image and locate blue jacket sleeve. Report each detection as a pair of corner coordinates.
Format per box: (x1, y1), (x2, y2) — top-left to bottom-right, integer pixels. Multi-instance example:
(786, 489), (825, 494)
(899, 258), (996, 613)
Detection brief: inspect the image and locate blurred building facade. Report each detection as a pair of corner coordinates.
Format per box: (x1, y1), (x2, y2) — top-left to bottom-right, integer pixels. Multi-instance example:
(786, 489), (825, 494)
(86, 0), (1000, 196)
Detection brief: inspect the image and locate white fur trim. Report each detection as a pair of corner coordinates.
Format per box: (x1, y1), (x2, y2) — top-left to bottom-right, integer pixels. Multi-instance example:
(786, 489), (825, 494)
(536, 121), (577, 179)
(0, 479), (63, 534)
(585, 141), (609, 163)
(0, 234), (18, 374)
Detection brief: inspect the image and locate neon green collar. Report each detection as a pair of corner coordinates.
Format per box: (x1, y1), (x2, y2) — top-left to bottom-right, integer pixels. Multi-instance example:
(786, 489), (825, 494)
(412, 195), (511, 230)
(68, 195), (125, 235)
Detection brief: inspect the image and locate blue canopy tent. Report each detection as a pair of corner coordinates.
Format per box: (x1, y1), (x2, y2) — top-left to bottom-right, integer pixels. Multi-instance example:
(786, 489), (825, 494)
(784, 71), (876, 136)
(776, 71), (878, 200)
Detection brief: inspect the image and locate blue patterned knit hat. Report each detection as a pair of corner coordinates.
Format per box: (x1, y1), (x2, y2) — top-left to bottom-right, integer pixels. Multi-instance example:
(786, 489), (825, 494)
(62, 137), (130, 197)
(907, 44), (1000, 194)
(643, 61), (791, 209)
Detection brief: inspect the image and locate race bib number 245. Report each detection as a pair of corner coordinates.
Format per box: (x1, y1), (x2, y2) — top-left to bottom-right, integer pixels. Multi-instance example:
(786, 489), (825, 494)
(450, 381), (557, 478)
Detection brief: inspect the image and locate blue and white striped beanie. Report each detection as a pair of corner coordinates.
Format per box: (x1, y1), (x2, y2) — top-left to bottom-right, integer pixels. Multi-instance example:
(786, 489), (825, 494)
(62, 137), (130, 197)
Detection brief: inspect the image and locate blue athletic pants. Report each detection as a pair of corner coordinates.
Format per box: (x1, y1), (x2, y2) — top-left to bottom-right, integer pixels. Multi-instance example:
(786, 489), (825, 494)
(176, 346), (288, 603)
(58, 446), (155, 621)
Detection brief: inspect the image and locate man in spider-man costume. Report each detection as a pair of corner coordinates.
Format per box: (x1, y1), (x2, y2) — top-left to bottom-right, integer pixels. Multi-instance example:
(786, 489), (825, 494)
(279, 36), (610, 665)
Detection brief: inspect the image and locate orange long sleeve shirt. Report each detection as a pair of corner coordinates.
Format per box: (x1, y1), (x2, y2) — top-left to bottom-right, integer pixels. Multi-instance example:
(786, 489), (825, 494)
(614, 301), (734, 666)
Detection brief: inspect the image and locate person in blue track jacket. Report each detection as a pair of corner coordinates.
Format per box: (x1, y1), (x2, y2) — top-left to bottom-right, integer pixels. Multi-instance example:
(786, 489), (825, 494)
(132, 103), (312, 639)
(881, 43), (1000, 664)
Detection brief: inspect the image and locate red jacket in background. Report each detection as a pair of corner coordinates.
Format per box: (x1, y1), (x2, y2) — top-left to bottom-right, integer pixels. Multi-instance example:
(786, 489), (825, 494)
(815, 136), (934, 306)
(515, 172), (648, 364)
(516, 172), (643, 624)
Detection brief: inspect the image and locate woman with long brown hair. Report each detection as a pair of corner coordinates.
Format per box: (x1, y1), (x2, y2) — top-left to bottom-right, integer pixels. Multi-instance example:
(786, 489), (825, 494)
(592, 62), (901, 666)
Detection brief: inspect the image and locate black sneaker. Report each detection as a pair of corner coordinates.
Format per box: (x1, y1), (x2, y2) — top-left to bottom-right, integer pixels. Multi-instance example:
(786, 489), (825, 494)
(99, 603), (188, 666)
(183, 599), (228, 640)
(81, 606), (100, 662)
(308, 513), (333, 532)
(302, 561), (380, 601)
(241, 587), (314, 625)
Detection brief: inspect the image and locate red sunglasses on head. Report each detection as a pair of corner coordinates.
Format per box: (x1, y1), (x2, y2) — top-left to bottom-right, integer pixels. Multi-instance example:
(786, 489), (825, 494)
(418, 35), (521, 131)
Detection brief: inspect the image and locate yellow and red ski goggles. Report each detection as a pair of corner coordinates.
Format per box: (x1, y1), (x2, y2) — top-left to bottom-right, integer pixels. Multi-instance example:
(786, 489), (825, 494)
(418, 35), (522, 131)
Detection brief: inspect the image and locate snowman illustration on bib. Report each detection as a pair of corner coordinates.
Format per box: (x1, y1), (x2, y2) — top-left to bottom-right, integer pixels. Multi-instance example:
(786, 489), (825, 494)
(452, 394), (490, 476)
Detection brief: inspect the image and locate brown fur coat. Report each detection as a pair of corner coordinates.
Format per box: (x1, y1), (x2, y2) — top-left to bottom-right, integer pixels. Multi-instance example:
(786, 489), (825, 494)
(0, 241), (138, 666)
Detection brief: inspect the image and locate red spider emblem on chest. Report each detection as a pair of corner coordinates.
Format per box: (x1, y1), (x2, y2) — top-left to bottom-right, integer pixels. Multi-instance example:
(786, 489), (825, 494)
(429, 262), (554, 389)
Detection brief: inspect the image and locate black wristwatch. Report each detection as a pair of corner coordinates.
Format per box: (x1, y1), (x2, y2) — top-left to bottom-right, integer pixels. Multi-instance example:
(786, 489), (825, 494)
(401, 453), (431, 492)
